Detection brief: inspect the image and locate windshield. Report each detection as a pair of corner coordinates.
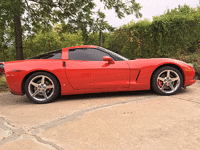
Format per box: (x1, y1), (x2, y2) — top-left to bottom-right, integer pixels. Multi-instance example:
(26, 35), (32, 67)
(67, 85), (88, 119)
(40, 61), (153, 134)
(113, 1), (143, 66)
(98, 47), (128, 61)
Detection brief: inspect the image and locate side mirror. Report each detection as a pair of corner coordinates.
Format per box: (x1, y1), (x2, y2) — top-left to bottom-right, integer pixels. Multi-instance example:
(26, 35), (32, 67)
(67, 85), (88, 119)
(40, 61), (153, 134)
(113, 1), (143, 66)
(103, 56), (115, 64)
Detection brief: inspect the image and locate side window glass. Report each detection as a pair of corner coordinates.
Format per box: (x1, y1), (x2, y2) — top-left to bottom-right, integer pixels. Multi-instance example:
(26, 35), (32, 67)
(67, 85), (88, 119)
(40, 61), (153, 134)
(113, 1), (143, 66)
(69, 48), (113, 61)
(69, 48), (91, 61)
(29, 50), (62, 59)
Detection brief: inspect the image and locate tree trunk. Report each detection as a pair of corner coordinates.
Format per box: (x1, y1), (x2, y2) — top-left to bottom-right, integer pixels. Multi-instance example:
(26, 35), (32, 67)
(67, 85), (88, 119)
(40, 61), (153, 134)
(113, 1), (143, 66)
(99, 30), (102, 47)
(14, 15), (23, 60)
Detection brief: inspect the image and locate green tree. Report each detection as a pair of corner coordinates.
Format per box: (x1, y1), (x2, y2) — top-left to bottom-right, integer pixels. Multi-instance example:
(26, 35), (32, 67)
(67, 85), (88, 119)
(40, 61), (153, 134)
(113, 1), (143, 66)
(0, 18), (15, 62)
(23, 29), (84, 59)
(92, 9), (114, 47)
(0, 0), (142, 60)
(86, 32), (110, 48)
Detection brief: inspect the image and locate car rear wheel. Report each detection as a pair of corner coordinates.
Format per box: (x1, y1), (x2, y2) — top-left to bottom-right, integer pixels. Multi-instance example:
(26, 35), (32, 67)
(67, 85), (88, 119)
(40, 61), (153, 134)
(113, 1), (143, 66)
(25, 72), (59, 104)
(152, 66), (183, 95)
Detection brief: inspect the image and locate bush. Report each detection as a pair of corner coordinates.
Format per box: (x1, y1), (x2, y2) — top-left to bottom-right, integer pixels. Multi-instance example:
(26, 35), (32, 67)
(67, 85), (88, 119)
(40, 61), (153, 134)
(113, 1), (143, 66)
(0, 75), (7, 85)
(106, 5), (200, 61)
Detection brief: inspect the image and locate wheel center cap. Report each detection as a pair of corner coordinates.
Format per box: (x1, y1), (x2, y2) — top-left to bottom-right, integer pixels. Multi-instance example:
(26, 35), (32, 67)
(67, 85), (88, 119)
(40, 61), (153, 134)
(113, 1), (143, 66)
(39, 84), (46, 91)
(164, 79), (171, 86)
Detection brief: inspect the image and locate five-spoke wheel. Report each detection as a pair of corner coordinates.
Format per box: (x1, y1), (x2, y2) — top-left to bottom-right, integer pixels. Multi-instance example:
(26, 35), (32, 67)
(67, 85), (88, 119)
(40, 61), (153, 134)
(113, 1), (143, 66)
(152, 66), (183, 95)
(25, 72), (59, 104)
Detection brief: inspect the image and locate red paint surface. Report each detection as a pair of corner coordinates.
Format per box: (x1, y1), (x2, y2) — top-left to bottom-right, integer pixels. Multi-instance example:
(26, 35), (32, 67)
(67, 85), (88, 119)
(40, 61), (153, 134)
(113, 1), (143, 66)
(4, 45), (196, 96)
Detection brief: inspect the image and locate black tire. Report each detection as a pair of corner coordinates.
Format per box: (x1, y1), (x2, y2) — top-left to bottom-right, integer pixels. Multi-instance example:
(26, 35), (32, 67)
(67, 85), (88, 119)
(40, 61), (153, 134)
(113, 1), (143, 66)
(25, 72), (59, 104)
(152, 66), (183, 95)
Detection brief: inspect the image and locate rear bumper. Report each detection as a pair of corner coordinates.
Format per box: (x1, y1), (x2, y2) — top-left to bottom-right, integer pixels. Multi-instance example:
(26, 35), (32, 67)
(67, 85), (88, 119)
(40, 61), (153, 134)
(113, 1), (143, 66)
(5, 74), (24, 96)
(10, 91), (23, 95)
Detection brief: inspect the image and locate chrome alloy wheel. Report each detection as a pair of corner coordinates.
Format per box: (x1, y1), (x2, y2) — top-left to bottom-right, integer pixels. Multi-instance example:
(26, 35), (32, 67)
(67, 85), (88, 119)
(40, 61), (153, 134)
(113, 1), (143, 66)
(157, 70), (180, 94)
(28, 75), (55, 101)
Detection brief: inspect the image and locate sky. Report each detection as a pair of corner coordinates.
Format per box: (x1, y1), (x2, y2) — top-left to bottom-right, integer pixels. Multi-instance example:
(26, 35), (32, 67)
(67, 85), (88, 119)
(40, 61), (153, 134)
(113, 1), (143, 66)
(95, 0), (200, 28)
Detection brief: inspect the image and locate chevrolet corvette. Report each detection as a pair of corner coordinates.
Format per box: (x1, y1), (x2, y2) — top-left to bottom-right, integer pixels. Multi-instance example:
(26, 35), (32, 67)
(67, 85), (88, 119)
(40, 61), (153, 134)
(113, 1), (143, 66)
(4, 45), (196, 103)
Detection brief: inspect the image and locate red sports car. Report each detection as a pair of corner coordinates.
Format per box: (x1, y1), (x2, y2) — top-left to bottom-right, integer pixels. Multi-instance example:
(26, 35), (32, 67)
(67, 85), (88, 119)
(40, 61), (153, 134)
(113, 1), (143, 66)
(4, 45), (196, 104)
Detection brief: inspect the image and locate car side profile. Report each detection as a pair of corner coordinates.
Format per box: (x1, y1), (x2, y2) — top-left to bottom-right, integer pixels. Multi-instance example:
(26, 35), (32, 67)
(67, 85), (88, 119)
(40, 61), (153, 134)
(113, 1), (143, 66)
(4, 45), (196, 103)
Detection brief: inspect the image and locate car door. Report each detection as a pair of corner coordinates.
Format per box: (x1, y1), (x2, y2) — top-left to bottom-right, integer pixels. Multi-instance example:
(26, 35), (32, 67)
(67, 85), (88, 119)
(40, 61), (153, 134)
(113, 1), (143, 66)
(65, 48), (130, 90)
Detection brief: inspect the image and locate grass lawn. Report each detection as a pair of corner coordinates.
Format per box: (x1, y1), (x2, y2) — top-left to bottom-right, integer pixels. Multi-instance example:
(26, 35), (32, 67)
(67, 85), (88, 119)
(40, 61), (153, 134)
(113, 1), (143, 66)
(0, 75), (9, 93)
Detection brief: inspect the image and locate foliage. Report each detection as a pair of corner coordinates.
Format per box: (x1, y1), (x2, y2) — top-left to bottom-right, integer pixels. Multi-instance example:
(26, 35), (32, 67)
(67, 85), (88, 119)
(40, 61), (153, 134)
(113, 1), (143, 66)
(0, 18), (15, 61)
(0, 75), (9, 93)
(106, 5), (200, 71)
(1, 3), (200, 74)
(104, 5), (200, 73)
(0, 0), (142, 60)
(106, 19), (153, 59)
(177, 51), (200, 74)
(0, 75), (7, 85)
(92, 10), (114, 32)
(85, 32), (110, 48)
(1, 28), (84, 61)
(23, 30), (84, 59)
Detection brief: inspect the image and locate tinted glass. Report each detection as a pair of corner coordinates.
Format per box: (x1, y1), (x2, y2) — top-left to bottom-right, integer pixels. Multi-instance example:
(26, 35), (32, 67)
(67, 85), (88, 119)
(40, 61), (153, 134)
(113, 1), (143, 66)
(69, 48), (112, 61)
(29, 49), (62, 59)
(98, 47), (128, 61)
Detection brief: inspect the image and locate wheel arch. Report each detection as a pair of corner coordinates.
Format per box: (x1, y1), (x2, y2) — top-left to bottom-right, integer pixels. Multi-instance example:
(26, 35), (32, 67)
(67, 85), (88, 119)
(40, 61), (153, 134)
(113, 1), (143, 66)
(21, 70), (61, 95)
(150, 64), (185, 89)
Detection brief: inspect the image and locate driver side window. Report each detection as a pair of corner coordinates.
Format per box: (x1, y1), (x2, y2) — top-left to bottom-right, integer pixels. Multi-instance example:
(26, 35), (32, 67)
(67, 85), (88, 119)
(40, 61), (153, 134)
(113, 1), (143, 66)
(68, 48), (113, 61)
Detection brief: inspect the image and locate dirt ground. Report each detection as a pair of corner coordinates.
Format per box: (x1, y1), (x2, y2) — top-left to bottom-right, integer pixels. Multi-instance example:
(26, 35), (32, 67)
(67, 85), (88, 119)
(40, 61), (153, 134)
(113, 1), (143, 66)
(0, 81), (200, 150)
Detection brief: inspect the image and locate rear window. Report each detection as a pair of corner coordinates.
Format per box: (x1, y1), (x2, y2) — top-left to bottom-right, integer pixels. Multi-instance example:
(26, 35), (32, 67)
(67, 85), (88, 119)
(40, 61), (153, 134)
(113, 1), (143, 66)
(29, 49), (62, 59)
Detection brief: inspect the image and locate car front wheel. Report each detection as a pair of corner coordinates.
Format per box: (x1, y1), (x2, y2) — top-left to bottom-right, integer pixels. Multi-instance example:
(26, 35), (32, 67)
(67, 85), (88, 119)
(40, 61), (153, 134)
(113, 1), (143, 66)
(25, 72), (59, 104)
(152, 66), (183, 95)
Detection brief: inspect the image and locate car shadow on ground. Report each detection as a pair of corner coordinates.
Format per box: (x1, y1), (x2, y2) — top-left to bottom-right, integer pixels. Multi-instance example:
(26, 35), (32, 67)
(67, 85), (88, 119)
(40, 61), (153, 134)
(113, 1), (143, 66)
(0, 88), (188, 105)
(56, 90), (155, 102)
(56, 88), (188, 102)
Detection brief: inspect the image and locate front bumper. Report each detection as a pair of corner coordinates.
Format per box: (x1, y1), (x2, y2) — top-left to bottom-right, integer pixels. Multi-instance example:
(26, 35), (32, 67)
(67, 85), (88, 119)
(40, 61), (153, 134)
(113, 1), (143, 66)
(184, 67), (196, 86)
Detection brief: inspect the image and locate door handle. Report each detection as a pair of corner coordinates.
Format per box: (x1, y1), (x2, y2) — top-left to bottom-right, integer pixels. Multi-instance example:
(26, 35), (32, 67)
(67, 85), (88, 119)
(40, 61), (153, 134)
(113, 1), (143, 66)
(63, 61), (66, 67)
